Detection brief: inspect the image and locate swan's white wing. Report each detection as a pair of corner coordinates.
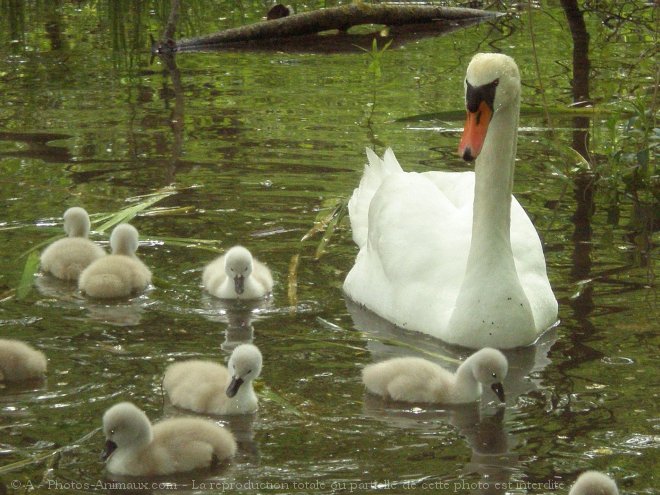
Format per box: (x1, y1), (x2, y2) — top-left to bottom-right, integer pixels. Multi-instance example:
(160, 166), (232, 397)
(509, 200), (558, 330)
(345, 169), (473, 336)
(421, 169), (476, 210)
(348, 148), (404, 248)
(345, 149), (557, 343)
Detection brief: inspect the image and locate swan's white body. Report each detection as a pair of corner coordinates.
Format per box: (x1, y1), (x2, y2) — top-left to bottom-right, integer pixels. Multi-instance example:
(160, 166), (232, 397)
(344, 53), (557, 349)
(102, 402), (236, 476)
(79, 224), (151, 299)
(362, 347), (507, 404)
(40, 207), (106, 281)
(0, 339), (47, 381)
(203, 246), (273, 300)
(163, 344), (262, 415)
(569, 471), (618, 495)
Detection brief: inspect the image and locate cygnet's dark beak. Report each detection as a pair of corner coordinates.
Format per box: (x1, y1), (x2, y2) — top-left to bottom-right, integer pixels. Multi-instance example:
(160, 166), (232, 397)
(226, 376), (244, 398)
(101, 439), (117, 461)
(234, 274), (245, 295)
(491, 382), (505, 402)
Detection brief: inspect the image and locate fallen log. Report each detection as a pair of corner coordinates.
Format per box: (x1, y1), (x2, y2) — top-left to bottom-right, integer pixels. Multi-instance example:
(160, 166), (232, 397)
(153, 4), (499, 54)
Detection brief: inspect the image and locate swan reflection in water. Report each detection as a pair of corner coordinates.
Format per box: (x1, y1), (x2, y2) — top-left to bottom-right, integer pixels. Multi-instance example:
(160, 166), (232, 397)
(348, 298), (558, 492)
(34, 273), (149, 326)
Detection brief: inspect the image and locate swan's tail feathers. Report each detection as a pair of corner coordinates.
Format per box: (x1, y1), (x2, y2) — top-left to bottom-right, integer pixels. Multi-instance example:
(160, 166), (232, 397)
(348, 148), (403, 248)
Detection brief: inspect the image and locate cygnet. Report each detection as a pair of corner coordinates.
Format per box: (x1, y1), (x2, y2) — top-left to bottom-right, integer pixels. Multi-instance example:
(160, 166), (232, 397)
(101, 402), (236, 476)
(163, 344), (262, 415)
(40, 207), (106, 281)
(79, 223), (151, 299)
(202, 245), (273, 300)
(0, 339), (47, 381)
(569, 471), (619, 495)
(362, 347), (508, 404)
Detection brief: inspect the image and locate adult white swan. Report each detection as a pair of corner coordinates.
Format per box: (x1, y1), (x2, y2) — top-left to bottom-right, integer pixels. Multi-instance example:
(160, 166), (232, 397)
(344, 53), (558, 349)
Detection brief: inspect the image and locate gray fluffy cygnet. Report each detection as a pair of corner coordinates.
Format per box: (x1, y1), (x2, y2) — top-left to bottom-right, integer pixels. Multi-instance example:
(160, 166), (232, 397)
(362, 347), (508, 404)
(79, 223), (151, 299)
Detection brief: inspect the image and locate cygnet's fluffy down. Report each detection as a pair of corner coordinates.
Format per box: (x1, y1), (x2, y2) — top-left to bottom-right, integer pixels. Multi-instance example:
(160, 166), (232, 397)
(362, 348), (508, 404)
(202, 245), (273, 300)
(0, 339), (47, 381)
(569, 471), (619, 495)
(40, 207), (106, 281)
(102, 402), (236, 476)
(79, 223), (151, 299)
(163, 344), (262, 415)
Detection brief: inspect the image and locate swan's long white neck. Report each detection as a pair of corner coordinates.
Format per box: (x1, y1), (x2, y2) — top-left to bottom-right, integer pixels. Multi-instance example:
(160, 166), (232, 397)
(448, 87), (536, 347)
(469, 101), (518, 263)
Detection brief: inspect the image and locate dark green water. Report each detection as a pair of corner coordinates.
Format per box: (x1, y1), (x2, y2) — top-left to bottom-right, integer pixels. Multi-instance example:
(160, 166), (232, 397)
(0, 1), (656, 494)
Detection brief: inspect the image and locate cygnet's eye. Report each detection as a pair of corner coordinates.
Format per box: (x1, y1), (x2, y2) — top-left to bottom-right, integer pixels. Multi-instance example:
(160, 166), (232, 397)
(492, 372), (497, 379)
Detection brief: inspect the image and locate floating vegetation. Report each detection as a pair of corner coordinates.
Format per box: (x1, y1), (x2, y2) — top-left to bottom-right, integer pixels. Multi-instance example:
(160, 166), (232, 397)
(0, 428), (100, 476)
(301, 197), (349, 260)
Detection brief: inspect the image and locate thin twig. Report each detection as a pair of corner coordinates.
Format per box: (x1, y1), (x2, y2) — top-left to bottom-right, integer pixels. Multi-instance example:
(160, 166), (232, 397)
(163, 0), (180, 40)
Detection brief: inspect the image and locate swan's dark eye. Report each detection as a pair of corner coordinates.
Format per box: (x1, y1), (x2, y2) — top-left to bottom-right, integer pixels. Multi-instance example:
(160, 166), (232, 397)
(465, 79), (498, 112)
(492, 372), (497, 378)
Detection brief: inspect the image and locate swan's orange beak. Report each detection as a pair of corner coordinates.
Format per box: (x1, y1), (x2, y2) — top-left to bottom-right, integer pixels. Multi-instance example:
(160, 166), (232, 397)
(458, 100), (492, 162)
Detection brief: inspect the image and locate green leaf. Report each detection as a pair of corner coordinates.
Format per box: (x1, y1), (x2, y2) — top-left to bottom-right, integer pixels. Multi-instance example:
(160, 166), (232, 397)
(566, 146), (592, 172)
(95, 189), (177, 233)
(16, 251), (41, 300)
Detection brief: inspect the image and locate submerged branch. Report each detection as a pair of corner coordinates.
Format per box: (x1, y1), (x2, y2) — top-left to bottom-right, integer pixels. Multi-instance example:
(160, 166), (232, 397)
(153, 4), (499, 54)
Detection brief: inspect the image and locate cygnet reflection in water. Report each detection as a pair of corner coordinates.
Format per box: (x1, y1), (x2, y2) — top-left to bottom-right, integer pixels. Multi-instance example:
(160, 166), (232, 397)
(222, 311), (256, 351)
(199, 294), (274, 350)
(362, 396), (517, 490)
(34, 275), (147, 326)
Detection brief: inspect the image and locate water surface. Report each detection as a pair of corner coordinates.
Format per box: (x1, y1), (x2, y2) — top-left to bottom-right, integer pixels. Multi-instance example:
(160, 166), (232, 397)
(0, 1), (656, 494)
